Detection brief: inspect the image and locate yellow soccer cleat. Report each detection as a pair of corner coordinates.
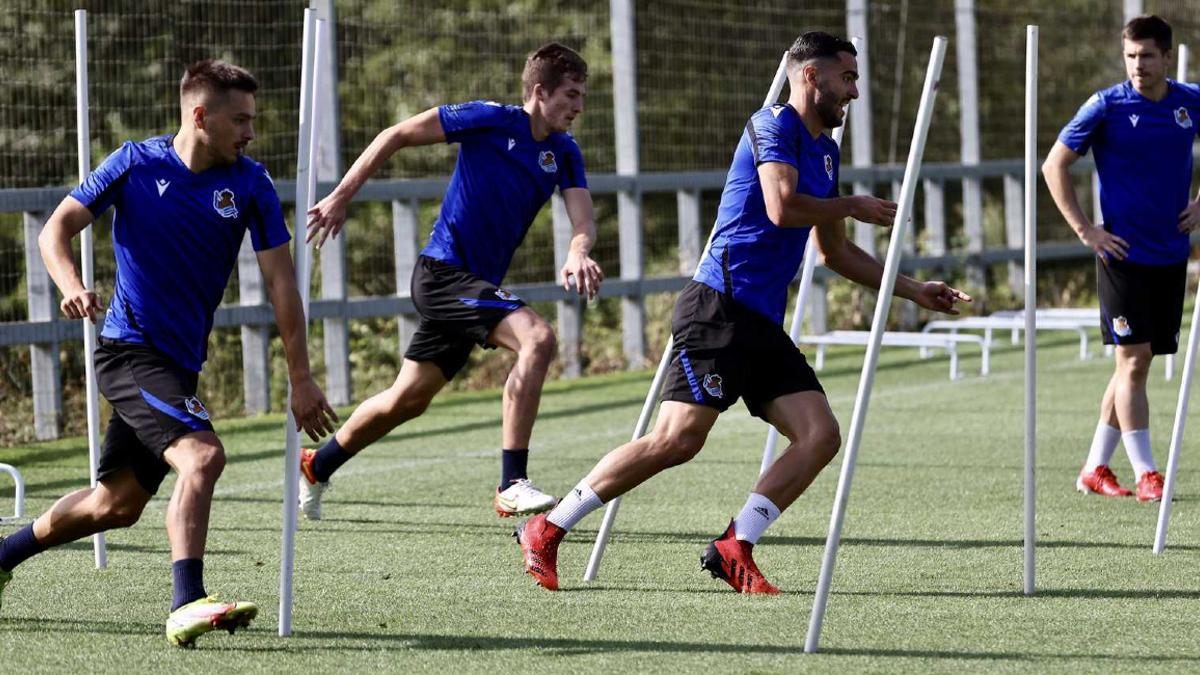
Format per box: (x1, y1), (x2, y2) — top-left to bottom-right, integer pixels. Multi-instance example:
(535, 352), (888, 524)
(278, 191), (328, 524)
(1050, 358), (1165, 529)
(166, 596), (258, 648)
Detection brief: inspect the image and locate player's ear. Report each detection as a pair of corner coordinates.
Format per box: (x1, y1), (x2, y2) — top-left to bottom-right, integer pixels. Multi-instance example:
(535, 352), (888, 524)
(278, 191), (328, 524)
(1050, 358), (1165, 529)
(192, 104), (207, 130)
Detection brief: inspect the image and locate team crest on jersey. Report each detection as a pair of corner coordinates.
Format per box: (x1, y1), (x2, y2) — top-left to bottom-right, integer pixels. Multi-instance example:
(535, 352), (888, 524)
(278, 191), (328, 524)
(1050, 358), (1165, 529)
(495, 288), (520, 302)
(538, 150), (558, 174)
(824, 154), (834, 180)
(702, 373), (724, 399)
(1175, 107), (1193, 129)
(1112, 316), (1132, 338)
(212, 189), (238, 218)
(184, 396), (210, 421)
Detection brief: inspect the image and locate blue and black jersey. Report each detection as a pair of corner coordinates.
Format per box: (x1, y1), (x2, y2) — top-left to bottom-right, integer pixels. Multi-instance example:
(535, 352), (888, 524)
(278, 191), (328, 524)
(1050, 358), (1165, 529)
(420, 101), (588, 285)
(70, 135), (290, 372)
(694, 103), (839, 324)
(1058, 80), (1200, 265)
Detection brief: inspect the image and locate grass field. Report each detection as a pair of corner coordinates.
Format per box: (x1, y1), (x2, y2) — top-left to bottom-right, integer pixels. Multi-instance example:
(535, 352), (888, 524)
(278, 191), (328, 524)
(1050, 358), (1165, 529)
(1, 332), (1198, 673)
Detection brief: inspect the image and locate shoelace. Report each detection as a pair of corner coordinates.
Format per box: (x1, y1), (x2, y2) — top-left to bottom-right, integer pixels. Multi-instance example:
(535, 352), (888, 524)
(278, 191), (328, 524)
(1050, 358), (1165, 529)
(507, 478), (546, 498)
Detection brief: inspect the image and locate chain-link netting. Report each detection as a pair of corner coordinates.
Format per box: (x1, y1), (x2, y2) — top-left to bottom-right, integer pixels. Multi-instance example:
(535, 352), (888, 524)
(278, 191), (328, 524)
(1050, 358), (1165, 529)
(3, 1), (1198, 443)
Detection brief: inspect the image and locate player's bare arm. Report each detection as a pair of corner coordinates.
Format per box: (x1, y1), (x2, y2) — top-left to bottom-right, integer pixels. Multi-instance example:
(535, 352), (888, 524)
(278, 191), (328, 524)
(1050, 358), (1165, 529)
(757, 160), (896, 228)
(559, 187), (603, 300)
(1177, 189), (1200, 233)
(307, 107), (447, 246)
(815, 216), (971, 315)
(38, 195), (104, 323)
(1043, 140), (1129, 261)
(257, 243), (338, 441)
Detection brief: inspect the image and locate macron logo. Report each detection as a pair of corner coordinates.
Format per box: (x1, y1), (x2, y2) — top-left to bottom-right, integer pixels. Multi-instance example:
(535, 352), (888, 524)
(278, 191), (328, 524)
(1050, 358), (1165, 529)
(508, 138), (516, 151)
(156, 179), (170, 196)
(1129, 114), (1140, 128)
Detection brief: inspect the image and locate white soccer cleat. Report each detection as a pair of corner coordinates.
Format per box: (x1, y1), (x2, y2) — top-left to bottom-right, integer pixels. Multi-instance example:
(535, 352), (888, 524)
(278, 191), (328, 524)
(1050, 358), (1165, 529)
(298, 447), (330, 521)
(494, 478), (558, 518)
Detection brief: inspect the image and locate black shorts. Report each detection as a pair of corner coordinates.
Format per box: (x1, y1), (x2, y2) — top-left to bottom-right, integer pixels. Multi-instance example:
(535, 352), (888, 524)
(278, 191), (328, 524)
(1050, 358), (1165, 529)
(660, 281), (824, 418)
(94, 338), (214, 494)
(404, 256), (527, 380)
(1097, 258), (1186, 355)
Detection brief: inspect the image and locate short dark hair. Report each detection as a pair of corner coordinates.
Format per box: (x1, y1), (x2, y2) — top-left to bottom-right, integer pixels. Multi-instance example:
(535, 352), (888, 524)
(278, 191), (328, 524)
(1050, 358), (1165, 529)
(1123, 15), (1172, 53)
(522, 42), (588, 100)
(180, 59), (258, 104)
(787, 31), (857, 72)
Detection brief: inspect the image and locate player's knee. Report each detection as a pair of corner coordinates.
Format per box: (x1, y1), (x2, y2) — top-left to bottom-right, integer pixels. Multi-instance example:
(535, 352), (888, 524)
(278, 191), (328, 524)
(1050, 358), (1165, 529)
(97, 499), (144, 529)
(810, 424), (842, 465)
(523, 322), (557, 365)
(389, 389), (432, 422)
(1122, 353), (1153, 379)
(184, 444), (226, 484)
(654, 432), (705, 467)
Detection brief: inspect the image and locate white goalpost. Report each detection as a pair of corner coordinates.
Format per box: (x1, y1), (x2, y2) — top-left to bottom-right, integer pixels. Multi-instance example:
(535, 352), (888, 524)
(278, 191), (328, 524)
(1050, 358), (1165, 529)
(74, 8), (108, 571)
(803, 36), (947, 653)
(279, 8), (324, 637)
(582, 51), (790, 582)
(1154, 42), (1193, 554)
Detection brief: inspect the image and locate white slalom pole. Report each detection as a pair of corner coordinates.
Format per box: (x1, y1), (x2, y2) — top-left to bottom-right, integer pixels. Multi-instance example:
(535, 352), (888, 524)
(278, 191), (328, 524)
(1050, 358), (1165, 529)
(74, 9), (107, 570)
(1154, 42), (1193, 553)
(759, 37), (861, 476)
(1023, 25), (1038, 595)
(804, 37), (947, 654)
(1166, 45), (1188, 382)
(280, 9), (321, 637)
(582, 51), (790, 581)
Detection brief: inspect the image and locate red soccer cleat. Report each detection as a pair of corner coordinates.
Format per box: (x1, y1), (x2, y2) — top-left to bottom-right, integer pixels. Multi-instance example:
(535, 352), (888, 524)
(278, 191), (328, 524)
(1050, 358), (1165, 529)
(299, 447), (318, 485)
(1136, 471), (1165, 503)
(514, 514), (566, 591)
(1075, 465), (1133, 497)
(700, 520), (780, 595)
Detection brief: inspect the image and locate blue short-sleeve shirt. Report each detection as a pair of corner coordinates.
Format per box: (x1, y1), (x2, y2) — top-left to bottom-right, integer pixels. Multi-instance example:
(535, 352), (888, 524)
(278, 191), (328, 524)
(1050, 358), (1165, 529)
(420, 101), (588, 285)
(70, 135), (290, 372)
(1058, 80), (1200, 265)
(694, 103), (839, 323)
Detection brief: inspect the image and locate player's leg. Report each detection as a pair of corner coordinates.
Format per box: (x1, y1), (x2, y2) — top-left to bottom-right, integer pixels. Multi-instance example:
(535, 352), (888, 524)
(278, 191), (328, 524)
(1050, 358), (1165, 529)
(1077, 370), (1131, 496)
(160, 431), (256, 647)
(487, 307), (558, 515)
(0, 466), (151, 611)
(299, 354), (451, 520)
(514, 400), (719, 590)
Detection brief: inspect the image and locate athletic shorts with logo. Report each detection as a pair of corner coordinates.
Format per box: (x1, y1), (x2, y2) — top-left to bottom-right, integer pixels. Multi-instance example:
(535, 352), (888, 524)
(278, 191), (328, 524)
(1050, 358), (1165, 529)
(1097, 257), (1186, 355)
(94, 338), (214, 494)
(660, 281), (824, 417)
(405, 255), (527, 380)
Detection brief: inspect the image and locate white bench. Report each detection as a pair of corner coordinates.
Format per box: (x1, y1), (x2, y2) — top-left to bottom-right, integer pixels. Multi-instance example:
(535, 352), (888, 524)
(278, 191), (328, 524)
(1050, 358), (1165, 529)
(0, 463), (25, 522)
(922, 315), (1096, 361)
(799, 330), (988, 380)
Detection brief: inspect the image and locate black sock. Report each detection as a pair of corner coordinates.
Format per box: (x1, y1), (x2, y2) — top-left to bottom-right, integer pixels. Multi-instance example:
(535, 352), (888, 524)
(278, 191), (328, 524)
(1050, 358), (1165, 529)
(500, 448), (529, 490)
(0, 524), (46, 573)
(171, 558), (207, 611)
(313, 437), (353, 483)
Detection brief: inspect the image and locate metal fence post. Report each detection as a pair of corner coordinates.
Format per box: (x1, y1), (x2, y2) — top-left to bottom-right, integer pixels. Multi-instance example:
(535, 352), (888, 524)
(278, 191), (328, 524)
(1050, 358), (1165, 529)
(1004, 173), (1025, 297)
(552, 194), (582, 378)
(846, 0), (876, 258)
(23, 211), (61, 439)
(956, 0), (985, 289)
(392, 199), (420, 352)
(923, 179), (946, 256)
(314, 0), (350, 406)
(676, 188), (702, 275)
(238, 234), (271, 414)
(611, 0), (645, 368)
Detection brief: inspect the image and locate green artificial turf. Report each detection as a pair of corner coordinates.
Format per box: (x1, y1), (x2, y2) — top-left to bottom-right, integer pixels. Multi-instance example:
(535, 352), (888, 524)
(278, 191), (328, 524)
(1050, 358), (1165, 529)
(1, 333), (1197, 673)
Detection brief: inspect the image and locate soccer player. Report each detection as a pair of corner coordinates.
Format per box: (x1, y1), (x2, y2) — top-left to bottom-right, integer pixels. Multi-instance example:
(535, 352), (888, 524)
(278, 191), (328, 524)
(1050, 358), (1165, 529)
(1043, 15), (1200, 502)
(514, 32), (971, 593)
(301, 43), (603, 520)
(0, 60), (337, 647)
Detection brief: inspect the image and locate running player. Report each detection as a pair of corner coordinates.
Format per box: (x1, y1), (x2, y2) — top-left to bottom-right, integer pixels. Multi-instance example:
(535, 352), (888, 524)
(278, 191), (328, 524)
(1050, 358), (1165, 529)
(514, 32), (971, 593)
(301, 43), (603, 520)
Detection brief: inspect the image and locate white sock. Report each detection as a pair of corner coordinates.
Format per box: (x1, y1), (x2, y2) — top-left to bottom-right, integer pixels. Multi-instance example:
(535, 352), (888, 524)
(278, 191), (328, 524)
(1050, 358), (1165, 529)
(1122, 429), (1156, 477)
(1083, 422), (1122, 471)
(546, 480), (603, 531)
(733, 493), (780, 545)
